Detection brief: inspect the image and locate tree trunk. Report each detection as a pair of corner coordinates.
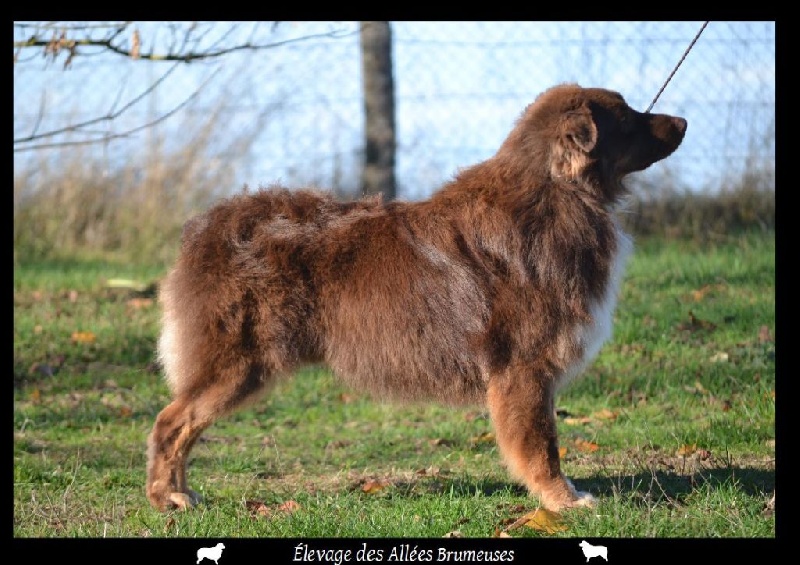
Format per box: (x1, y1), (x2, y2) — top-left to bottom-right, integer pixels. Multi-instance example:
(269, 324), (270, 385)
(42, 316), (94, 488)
(360, 21), (396, 200)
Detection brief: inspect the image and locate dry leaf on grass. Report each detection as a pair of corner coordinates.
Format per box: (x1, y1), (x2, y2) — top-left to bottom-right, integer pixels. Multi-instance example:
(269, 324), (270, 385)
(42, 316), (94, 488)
(469, 432), (495, 446)
(71, 331), (96, 344)
(126, 297), (153, 310)
(278, 500), (302, 513)
(246, 499), (302, 518)
(592, 408), (618, 421)
(361, 479), (390, 494)
(507, 508), (567, 534)
(709, 352), (729, 363)
(574, 438), (600, 453)
(246, 499), (272, 518)
(430, 438), (455, 447)
(691, 283), (726, 302)
(677, 311), (717, 332)
(684, 381), (708, 394)
(563, 416), (592, 426)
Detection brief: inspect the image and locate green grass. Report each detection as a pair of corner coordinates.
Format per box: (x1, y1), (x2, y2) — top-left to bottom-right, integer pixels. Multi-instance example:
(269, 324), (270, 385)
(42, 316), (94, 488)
(13, 231), (775, 538)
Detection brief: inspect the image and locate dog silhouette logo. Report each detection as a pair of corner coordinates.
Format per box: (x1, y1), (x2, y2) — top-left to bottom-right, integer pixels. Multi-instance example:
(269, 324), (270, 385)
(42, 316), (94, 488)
(197, 542), (225, 564)
(578, 540), (608, 561)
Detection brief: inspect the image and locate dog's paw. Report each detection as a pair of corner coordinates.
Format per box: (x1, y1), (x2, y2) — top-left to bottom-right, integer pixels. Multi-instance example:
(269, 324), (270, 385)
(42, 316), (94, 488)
(572, 491), (597, 508)
(168, 489), (202, 510)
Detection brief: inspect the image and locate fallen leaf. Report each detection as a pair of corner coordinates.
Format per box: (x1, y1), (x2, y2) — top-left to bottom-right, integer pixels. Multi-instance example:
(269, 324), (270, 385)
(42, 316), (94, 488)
(126, 297), (153, 310)
(676, 443), (697, 457)
(592, 409), (618, 421)
(68, 289), (79, 302)
(563, 417), (592, 426)
(574, 438), (600, 453)
(361, 479), (390, 494)
(677, 311), (716, 332)
(443, 530), (463, 538)
(508, 508), (567, 534)
(493, 529), (512, 538)
(692, 286), (710, 301)
(691, 283), (726, 302)
(29, 388), (41, 402)
(470, 432), (495, 446)
(245, 499), (272, 518)
(684, 381), (708, 394)
(558, 446), (568, 459)
(71, 331), (96, 344)
(33, 325), (43, 334)
(278, 500), (301, 513)
(758, 326), (773, 343)
(709, 352), (729, 363)
(430, 438), (455, 447)
(119, 406), (133, 418)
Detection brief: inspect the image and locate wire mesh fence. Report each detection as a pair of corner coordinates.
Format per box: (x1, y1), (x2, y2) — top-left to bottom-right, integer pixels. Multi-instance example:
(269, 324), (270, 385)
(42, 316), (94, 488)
(14, 21), (775, 201)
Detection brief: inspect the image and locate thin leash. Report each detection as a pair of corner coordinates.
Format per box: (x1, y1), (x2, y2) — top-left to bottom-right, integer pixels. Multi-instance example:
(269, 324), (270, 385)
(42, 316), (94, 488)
(646, 21), (709, 113)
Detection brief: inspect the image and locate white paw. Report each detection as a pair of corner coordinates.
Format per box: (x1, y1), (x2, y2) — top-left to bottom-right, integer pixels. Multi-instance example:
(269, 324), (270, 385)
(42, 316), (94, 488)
(574, 491), (597, 508)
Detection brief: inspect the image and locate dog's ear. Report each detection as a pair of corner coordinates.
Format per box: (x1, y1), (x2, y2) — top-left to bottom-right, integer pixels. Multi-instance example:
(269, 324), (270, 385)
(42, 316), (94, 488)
(562, 106), (597, 153)
(551, 105), (597, 179)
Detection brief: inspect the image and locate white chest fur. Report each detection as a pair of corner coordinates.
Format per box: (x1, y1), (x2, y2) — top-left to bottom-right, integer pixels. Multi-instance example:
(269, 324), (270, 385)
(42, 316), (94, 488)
(556, 225), (633, 391)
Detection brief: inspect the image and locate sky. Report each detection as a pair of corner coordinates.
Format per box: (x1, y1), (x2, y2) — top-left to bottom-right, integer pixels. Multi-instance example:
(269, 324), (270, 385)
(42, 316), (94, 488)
(13, 21), (775, 199)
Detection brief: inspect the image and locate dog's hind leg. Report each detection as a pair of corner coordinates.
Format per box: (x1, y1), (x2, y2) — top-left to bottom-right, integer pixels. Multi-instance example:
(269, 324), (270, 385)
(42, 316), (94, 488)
(487, 366), (595, 511)
(146, 363), (271, 511)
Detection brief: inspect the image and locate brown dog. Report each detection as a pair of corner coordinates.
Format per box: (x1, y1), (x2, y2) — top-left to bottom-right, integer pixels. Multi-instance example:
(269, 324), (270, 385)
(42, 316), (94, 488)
(146, 84), (686, 512)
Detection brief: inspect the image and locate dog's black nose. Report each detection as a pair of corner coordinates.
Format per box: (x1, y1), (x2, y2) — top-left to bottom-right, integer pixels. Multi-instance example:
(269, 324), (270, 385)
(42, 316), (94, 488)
(673, 117), (688, 133)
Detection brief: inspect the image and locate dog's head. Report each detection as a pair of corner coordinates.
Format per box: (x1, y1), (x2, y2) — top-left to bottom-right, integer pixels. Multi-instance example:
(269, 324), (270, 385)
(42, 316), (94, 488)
(497, 83), (687, 202)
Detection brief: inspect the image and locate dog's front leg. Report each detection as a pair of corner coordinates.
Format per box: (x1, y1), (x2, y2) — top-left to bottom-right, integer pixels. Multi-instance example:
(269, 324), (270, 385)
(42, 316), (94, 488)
(486, 367), (595, 511)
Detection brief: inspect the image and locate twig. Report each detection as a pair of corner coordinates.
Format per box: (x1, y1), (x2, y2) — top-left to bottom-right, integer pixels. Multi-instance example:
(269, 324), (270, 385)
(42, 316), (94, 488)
(14, 67), (221, 152)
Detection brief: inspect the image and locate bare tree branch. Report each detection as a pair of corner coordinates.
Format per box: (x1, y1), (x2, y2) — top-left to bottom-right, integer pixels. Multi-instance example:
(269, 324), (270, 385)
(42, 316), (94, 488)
(13, 22), (357, 64)
(14, 60), (185, 144)
(13, 21), (358, 151)
(14, 66), (222, 152)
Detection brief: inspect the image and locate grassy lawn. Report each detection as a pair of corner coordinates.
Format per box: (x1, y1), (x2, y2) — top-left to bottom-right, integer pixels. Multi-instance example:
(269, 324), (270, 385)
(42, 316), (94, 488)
(13, 231), (775, 538)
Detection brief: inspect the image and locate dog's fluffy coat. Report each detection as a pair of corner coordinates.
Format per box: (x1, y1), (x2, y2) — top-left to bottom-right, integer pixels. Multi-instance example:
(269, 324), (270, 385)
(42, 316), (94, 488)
(147, 84), (687, 512)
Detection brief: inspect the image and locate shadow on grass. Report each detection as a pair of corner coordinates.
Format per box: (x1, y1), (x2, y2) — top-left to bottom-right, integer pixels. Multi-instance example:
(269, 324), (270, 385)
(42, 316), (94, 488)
(576, 466), (775, 505)
(390, 466), (773, 504)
